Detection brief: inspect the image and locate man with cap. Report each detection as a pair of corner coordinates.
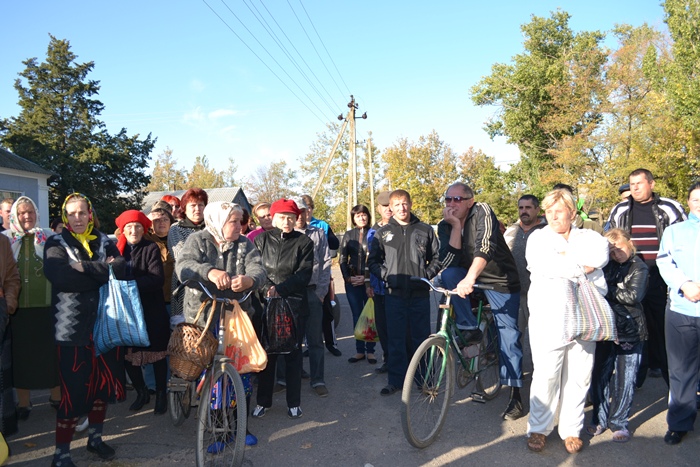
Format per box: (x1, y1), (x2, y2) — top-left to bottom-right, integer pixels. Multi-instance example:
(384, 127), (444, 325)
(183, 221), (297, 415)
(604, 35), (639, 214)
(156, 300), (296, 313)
(619, 183), (631, 201)
(367, 191), (392, 373)
(252, 199), (314, 419)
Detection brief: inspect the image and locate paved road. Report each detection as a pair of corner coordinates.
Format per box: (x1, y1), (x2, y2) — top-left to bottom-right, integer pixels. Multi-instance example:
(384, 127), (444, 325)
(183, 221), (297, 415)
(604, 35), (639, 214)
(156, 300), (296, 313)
(7, 266), (698, 466)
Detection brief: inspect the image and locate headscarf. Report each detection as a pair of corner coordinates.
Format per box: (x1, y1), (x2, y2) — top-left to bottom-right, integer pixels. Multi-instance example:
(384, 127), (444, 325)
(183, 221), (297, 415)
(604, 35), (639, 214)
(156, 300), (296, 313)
(3, 196), (50, 261)
(61, 193), (98, 258)
(204, 201), (242, 252)
(115, 210), (152, 255)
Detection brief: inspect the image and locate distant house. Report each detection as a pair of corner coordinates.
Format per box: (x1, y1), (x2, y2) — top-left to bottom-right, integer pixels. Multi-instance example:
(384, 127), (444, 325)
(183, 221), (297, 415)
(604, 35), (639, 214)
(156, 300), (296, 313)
(141, 187), (252, 214)
(0, 147), (54, 227)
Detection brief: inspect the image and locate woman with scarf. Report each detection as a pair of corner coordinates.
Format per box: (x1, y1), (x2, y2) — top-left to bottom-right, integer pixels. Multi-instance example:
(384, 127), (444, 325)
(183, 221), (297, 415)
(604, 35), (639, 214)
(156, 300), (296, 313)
(43, 193), (127, 466)
(0, 234), (19, 438)
(2, 197), (60, 420)
(176, 201), (266, 446)
(339, 204), (376, 364)
(115, 210), (170, 415)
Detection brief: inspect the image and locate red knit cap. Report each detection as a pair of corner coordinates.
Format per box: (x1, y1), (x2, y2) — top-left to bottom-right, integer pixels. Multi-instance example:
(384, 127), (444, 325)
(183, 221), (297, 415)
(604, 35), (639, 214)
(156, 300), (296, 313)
(116, 210), (152, 232)
(269, 198), (301, 217)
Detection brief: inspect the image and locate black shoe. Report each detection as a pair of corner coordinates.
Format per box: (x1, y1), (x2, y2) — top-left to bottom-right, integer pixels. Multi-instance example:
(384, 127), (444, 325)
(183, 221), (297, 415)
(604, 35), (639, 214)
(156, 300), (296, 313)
(376, 362), (388, 374)
(129, 387), (150, 411)
(51, 457), (76, 467)
(327, 346), (342, 357)
(154, 390), (167, 415)
(502, 398), (524, 421)
(17, 404), (32, 421)
(664, 430), (687, 445)
(87, 441), (116, 460)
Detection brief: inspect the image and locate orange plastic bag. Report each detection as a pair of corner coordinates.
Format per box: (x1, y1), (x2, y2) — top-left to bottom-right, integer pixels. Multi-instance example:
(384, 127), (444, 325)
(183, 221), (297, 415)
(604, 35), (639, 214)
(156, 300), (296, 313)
(224, 300), (268, 373)
(353, 298), (379, 342)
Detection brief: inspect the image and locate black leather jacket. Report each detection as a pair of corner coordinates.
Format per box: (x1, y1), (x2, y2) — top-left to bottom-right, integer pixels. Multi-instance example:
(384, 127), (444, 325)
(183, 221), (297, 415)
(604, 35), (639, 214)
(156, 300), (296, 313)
(254, 228), (314, 316)
(339, 226), (368, 282)
(603, 255), (649, 342)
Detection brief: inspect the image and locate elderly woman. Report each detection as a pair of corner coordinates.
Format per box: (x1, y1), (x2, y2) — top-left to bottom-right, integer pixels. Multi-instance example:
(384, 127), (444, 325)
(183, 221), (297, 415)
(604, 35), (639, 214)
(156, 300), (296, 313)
(339, 204), (376, 364)
(115, 210), (170, 415)
(251, 199), (313, 420)
(587, 228), (648, 442)
(525, 188), (609, 454)
(176, 201), (266, 446)
(0, 235), (20, 437)
(43, 193), (127, 465)
(656, 181), (700, 445)
(146, 201), (176, 314)
(2, 197), (61, 419)
(168, 188), (208, 322)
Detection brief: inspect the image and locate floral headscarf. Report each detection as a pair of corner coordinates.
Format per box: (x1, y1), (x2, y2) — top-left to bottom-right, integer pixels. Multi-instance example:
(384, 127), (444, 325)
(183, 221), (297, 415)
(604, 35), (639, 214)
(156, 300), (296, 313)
(3, 196), (50, 261)
(61, 193), (98, 258)
(204, 201), (242, 252)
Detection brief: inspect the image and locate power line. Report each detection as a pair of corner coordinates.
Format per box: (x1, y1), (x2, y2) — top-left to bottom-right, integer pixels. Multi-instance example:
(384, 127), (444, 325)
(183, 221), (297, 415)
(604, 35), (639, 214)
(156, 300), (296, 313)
(297, 0), (351, 99)
(201, 0), (328, 126)
(241, 0), (339, 116)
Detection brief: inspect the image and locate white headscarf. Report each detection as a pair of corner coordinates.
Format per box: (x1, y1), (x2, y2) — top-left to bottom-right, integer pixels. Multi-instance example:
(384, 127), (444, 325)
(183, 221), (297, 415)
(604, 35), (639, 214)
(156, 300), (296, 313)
(2, 196), (52, 261)
(204, 201), (243, 252)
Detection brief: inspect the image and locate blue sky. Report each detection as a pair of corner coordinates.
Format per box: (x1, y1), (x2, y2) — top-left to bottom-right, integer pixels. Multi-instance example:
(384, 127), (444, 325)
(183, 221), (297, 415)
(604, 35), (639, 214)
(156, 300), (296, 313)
(0, 1), (668, 182)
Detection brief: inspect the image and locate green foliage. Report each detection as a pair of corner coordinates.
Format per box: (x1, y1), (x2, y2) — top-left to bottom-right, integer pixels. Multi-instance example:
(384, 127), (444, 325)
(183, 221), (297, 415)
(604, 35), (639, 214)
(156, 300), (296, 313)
(245, 160), (297, 205)
(0, 35), (154, 230)
(146, 147), (188, 192)
(186, 155), (225, 188)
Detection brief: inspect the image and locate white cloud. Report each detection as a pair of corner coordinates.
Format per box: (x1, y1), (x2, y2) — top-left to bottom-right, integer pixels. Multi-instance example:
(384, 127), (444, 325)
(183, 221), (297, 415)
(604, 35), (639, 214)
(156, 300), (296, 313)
(190, 79), (206, 93)
(209, 109), (237, 120)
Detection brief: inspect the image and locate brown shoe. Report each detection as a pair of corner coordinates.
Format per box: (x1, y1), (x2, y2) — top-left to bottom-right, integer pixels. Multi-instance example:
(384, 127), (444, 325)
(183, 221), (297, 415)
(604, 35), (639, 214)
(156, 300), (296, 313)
(564, 436), (583, 454)
(527, 433), (546, 452)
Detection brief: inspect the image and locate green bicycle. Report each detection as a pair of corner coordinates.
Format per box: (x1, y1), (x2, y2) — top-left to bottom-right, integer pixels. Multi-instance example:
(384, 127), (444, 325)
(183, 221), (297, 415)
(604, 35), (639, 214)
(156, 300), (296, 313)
(401, 277), (501, 448)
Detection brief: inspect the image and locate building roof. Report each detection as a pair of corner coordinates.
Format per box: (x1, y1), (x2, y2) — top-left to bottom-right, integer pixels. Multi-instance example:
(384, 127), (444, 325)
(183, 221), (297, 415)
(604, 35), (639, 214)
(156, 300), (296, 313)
(0, 147), (54, 176)
(141, 187), (251, 213)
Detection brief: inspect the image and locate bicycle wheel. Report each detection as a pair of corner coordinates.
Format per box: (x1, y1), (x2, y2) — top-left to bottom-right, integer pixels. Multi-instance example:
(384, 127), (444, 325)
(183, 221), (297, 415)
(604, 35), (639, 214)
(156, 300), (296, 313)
(475, 319), (501, 400)
(196, 363), (247, 467)
(401, 335), (453, 448)
(168, 378), (192, 427)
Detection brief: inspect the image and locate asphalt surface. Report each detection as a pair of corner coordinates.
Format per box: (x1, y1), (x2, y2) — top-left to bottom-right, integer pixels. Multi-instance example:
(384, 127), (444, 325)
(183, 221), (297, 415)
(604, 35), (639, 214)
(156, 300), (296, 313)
(6, 265), (698, 466)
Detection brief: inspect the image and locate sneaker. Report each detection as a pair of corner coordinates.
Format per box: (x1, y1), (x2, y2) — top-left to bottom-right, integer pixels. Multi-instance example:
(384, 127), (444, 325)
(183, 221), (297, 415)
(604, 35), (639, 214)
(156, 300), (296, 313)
(86, 441), (116, 460)
(287, 406), (303, 419)
(251, 405), (267, 418)
(75, 417), (89, 432)
(502, 398), (524, 421)
(313, 385), (329, 397)
(17, 404), (32, 421)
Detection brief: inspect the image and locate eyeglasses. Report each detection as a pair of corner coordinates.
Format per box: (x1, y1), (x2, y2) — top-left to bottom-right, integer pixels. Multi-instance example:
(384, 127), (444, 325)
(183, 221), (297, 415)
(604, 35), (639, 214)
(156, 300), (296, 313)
(444, 196), (472, 203)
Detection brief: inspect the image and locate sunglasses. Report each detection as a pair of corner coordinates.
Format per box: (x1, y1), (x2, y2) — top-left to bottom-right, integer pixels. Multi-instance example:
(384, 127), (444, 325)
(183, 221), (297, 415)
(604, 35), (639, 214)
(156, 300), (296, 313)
(444, 196), (472, 203)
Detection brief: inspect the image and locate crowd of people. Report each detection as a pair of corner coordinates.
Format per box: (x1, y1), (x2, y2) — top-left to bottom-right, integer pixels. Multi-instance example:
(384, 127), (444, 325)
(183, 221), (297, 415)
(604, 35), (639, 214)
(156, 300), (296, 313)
(0, 166), (698, 465)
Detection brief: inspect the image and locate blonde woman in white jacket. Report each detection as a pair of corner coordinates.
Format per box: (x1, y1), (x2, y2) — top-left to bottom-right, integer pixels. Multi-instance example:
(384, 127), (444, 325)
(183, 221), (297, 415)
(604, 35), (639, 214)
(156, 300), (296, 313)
(525, 189), (609, 454)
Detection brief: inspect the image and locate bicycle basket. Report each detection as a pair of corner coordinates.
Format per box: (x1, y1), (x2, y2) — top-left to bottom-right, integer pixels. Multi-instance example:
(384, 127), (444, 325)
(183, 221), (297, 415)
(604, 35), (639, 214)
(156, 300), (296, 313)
(167, 299), (218, 381)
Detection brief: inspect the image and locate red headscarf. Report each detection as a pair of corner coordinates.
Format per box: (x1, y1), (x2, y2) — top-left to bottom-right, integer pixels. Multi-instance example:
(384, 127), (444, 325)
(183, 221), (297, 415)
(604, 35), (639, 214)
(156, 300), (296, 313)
(115, 210), (152, 254)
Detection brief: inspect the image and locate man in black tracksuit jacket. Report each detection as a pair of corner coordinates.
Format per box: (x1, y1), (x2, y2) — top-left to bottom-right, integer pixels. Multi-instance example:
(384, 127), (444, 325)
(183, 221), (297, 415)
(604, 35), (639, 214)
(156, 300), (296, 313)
(367, 190), (441, 396)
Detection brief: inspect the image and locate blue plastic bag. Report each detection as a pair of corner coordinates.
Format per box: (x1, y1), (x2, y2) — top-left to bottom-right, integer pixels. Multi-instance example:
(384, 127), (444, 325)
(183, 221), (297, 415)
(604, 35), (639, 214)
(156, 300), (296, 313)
(94, 265), (150, 356)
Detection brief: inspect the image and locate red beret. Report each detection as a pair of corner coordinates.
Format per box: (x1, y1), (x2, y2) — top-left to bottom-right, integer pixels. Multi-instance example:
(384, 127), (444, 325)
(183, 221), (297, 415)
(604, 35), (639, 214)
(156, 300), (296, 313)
(116, 210), (152, 231)
(269, 198), (301, 217)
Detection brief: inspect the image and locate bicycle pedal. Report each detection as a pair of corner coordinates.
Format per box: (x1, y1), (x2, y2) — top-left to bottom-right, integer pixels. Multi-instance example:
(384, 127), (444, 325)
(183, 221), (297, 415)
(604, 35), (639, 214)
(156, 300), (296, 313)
(471, 392), (487, 404)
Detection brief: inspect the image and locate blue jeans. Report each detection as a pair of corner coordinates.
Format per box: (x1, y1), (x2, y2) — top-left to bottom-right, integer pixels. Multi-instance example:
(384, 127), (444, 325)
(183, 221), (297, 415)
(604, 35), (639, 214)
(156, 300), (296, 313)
(385, 295), (431, 388)
(346, 284), (376, 354)
(590, 340), (642, 431)
(441, 267), (477, 329)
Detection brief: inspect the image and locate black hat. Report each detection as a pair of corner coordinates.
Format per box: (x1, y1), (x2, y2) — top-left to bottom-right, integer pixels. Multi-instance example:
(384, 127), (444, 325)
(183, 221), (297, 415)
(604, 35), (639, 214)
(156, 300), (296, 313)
(618, 183), (630, 194)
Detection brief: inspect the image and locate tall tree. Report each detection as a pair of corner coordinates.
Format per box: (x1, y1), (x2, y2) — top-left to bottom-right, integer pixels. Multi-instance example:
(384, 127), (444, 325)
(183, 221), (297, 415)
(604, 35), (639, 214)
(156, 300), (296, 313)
(245, 160), (297, 204)
(146, 147), (188, 192)
(457, 147), (516, 223)
(383, 131), (458, 225)
(0, 35), (154, 229)
(186, 155), (225, 188)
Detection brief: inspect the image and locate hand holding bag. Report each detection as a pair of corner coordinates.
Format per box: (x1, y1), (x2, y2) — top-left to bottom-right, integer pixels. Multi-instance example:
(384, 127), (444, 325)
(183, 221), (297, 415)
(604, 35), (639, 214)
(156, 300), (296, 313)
(262, 296), (300, 354)
(224, 300), (268, 373)
(94, 265), (150, 356)
(354, 298), (379, 342)
(564, 274), (617, 342)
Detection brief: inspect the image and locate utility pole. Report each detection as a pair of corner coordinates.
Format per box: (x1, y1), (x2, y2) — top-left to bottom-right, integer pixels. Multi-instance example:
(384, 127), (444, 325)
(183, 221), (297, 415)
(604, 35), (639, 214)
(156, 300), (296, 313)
(367, 133), (375, 217)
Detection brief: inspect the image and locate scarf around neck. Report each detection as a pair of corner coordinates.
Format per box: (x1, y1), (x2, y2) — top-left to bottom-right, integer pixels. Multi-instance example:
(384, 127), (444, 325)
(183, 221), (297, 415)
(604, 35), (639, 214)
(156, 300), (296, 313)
(61, 193), (98, 258)
(4, 196), (50, 261)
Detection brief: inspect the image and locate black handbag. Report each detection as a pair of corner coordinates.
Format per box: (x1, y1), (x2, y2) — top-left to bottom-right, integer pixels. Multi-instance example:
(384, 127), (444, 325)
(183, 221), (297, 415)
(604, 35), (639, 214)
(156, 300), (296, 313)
(261, 296), (301, 354)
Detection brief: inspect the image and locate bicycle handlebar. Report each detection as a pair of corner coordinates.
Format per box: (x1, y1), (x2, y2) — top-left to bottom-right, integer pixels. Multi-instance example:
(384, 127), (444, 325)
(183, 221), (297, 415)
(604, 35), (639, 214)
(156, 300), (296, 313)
(173, 279), (254, 304)
(409, 276), (495, 296)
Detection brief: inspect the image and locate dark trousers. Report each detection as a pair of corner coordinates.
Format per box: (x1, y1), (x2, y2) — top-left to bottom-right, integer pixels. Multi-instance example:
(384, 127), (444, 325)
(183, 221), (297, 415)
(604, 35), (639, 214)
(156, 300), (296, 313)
(590, 340), (643, 431)
(636, 278), (669, 387)
(374, 294), (388, 361)
(666, 310), (700, 432)
(385, 295), (430, 388)
(125, 358), (168, 392)
(322, 292), (337, 349)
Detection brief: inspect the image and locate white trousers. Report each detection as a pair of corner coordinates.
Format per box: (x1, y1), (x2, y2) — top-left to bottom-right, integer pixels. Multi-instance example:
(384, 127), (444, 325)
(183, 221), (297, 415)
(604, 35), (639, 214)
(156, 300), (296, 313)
(527, 338), (595, 439)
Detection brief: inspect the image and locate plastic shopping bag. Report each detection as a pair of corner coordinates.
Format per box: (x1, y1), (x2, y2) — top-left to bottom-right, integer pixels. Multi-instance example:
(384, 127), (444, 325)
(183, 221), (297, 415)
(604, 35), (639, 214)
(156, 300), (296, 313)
(354, 298), (379, 342)
(224, 300), (268, 373)
(94, 265), (150, 356)
(262, 297), (301, 354)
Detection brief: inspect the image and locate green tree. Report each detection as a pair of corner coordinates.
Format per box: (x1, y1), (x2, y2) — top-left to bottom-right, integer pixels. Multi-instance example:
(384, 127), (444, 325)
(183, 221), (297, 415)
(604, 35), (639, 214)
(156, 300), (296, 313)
(146, 147), (188, 192)
(383, 131), (458, 225)
(0, 35), (154, 229)
(186, 155), (225, 188)
(245, 160), (297, 204)
(457, 147), (516, 223)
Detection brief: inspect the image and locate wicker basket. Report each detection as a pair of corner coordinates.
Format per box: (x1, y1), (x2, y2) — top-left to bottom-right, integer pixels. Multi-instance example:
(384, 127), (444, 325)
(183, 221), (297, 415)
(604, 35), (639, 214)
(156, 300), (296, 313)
(167, 300), (218, 381)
